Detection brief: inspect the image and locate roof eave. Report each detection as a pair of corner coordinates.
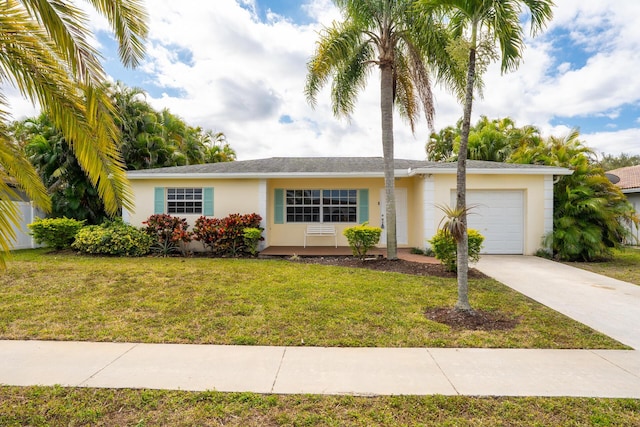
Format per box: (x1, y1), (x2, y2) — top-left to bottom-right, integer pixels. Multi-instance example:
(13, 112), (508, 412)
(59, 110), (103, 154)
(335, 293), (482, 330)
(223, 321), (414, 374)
(127, 170), (414, 180)
(411, 167), (573, 176)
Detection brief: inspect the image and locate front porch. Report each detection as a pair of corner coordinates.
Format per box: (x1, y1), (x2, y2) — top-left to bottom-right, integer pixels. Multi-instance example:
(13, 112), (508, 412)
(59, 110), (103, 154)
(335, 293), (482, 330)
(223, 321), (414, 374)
(259, 246), (440, 264)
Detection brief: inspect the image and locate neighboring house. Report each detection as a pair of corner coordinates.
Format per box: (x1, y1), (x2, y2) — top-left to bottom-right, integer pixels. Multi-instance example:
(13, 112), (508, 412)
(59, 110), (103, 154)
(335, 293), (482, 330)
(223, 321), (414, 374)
(607, 165), (640, 244)
(126, 157), (572, 255)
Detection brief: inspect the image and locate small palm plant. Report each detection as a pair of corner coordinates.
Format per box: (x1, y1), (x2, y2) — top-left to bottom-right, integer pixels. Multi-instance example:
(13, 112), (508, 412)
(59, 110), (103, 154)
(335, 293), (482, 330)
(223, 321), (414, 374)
(430, 204), (484, 273)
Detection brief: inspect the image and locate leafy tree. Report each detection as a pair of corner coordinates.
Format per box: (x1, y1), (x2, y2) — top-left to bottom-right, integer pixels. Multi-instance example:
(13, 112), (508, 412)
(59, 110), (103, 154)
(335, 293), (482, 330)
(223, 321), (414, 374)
(427, 116), (543, 162)
(513, 130), (637, 260)
(597, 153), (640, 171)
(202, 131), (237, 163)
(109, 83), (234, 169)
(0, 0), (148, 264)
(305, 0), (461, 260)
(418, 0), (554, 311)
(22, 114), (107, 224)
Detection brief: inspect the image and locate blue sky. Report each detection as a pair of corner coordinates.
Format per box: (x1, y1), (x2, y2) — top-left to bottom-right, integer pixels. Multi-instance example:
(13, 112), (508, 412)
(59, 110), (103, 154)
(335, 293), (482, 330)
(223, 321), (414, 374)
(84, 1), (640, 160)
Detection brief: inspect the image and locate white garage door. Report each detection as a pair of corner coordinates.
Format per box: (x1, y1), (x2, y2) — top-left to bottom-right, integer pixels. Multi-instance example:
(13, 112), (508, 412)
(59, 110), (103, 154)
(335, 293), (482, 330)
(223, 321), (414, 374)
(462, 190), (524, 255)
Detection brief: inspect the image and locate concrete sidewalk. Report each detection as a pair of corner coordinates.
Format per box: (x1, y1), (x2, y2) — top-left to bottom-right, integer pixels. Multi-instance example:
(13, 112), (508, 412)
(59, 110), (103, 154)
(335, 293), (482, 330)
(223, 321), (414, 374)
(2, 255), (640, 397)
(1, 340), (639, 397)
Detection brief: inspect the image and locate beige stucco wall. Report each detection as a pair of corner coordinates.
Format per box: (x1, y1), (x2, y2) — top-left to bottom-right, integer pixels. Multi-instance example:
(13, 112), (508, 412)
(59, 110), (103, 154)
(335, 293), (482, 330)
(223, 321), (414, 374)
(127, 178), (262, 228)
(266, 177), (421, 247)
(127, 173), (551, 254)
(430, 173), (548, 255)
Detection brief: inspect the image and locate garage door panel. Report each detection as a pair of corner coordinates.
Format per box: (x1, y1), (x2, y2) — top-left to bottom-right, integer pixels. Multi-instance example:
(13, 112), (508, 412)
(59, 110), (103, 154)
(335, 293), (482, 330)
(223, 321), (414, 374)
(462, 191), (524, 255)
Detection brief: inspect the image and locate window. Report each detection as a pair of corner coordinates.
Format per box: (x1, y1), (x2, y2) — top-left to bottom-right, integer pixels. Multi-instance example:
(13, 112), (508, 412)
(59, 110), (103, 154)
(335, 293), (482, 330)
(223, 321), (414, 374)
(167, 188), (203, 214)
(286, 189), (357, 223)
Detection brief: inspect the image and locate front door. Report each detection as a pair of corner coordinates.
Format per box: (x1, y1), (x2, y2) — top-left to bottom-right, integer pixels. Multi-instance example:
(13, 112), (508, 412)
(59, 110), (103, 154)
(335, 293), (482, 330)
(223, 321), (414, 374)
(380, 188), (408, 245)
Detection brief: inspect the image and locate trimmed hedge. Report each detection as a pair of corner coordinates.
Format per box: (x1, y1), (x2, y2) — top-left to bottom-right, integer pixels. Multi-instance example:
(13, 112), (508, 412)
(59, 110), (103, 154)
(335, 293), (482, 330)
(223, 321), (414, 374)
(28, 217), (85, 249)
(343, 223), (382, 259)
(72, 220), (153, 257)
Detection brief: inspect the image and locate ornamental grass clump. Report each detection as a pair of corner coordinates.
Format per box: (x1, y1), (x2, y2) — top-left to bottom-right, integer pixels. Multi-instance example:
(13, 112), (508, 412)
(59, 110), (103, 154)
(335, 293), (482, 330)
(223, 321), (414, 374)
(343, 222), (382, 260)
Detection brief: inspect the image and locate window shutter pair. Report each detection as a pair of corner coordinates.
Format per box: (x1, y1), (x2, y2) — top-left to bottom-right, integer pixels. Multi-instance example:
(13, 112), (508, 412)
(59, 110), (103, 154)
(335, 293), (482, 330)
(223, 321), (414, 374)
(273, 188), (369, 224)
(153, 187), (214, 216)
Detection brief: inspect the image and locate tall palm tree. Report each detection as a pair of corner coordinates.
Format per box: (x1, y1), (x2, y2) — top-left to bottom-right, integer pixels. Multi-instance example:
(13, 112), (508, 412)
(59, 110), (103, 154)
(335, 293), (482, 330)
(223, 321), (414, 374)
(418, 0), (554, 311)
(305, 0), (461, 260)
(0, 1), (147, 263)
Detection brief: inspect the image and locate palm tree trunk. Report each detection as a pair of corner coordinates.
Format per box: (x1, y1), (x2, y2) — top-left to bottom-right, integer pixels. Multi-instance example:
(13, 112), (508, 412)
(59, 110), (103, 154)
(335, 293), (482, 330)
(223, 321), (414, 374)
(455, 35), (478, 312)
(380, 61), (398, 260)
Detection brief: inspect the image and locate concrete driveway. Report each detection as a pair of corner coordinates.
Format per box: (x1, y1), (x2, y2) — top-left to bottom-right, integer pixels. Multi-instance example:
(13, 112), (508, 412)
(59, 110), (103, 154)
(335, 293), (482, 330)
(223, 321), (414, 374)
(475, 255), (640, 350)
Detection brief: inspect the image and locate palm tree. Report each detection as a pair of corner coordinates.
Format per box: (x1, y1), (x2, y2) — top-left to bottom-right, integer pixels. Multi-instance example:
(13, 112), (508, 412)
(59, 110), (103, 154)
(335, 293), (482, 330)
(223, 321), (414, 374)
(418, 0), (554, 311)
(305, 0), (461, 260)
(0, 1), (147, 262)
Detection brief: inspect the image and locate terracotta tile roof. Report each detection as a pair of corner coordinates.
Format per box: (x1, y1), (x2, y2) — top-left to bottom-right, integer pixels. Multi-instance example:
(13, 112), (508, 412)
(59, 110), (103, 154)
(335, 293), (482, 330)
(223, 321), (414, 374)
(607, 165), (640, 191)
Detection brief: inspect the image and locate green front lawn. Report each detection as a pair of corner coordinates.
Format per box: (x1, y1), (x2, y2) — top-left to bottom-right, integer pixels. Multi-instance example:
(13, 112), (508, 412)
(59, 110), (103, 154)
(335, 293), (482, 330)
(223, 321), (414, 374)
(1, 387), (639, 426)
(0, 249), (624, 349)
(565, 247), (640, 285)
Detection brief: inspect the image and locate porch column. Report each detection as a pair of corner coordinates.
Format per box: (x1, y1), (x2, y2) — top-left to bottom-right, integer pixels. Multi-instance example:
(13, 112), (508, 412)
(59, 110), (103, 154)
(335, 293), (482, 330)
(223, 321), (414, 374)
(422, 175), (436, 250)
(258, 179), (268, 250)
(543, 175), (554, 247)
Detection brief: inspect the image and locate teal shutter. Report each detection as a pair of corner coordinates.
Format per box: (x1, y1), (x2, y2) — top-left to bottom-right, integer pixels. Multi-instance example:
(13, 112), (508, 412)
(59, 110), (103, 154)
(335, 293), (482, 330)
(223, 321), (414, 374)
(203, 187), (214, 216)
(274, 189), (284, 224)
(358, 189), (369, 223)
(154, 187), (165, 214)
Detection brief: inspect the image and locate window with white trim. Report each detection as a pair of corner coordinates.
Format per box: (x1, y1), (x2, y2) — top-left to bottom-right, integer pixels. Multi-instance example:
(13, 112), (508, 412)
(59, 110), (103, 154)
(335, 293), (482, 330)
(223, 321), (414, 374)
(167, 188), (203, 214)
(286, 189), (357, 223)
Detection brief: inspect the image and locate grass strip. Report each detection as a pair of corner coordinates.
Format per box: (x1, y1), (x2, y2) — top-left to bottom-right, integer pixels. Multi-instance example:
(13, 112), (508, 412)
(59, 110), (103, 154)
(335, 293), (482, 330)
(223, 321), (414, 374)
(0, 386), (639, 426)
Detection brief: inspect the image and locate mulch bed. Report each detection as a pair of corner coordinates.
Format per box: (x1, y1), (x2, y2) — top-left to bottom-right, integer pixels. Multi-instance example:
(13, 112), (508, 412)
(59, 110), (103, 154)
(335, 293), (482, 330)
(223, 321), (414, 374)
(290, 256), (488, 279)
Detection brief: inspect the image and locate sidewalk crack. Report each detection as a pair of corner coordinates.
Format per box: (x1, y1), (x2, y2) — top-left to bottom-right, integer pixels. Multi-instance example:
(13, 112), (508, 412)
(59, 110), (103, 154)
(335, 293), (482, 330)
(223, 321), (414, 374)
(427, 349), (460, 395)
(79, 343), (140, 386)
(270, 347), (287, 393)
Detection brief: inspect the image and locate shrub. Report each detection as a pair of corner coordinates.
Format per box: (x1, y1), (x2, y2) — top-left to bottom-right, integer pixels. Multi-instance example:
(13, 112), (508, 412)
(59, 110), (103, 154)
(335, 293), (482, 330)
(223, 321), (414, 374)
(192, 213), (263, 257)
(243, 227), (263, 256)
(28, 217), (85, 249)
(429, 228), (484, 272)
(343, 223), (382, 260)
(72, 220), (153, 256)
(143, 214), (192, 256)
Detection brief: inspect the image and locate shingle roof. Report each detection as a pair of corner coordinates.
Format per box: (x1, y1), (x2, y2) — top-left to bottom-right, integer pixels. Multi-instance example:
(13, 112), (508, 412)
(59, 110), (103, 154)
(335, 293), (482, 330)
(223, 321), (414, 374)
(607, 165), (640, 191)
(127, 157), (571, 178)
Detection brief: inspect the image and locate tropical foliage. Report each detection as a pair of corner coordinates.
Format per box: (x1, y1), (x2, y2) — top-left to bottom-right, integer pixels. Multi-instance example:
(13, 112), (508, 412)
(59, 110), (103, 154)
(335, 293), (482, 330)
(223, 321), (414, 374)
(418, 0), (554, 311)
(110, 83), (236, 170)
(143, 214), (192, 256)
(192, 213), (263, 257)
(512, 130), (637, 261)
(305, 0), (461, 260)
(430, 118), (638, 261)
(0, 0), (148, 265)
(12, 83), (236, 224)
